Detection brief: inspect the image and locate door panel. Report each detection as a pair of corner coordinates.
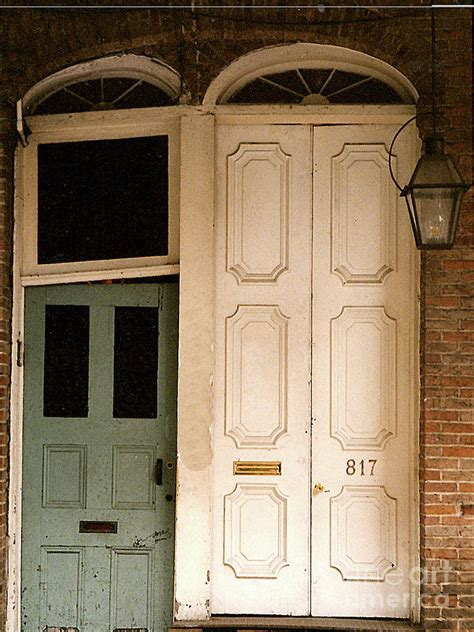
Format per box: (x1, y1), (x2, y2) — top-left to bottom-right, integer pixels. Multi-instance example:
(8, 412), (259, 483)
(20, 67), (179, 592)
(211, 125), (313, 614)
(311, 125), (416, 617)
(21, 283), (178, 632)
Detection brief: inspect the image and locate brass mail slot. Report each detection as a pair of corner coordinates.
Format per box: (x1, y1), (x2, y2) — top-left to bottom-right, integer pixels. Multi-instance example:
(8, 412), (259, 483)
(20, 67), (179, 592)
(233, 461), (282, 476)
(79, 520), (117, 534)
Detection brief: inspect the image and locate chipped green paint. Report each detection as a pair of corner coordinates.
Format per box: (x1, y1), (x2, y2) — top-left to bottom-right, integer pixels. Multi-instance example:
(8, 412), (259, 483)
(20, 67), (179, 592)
(21, 284), (178, 632)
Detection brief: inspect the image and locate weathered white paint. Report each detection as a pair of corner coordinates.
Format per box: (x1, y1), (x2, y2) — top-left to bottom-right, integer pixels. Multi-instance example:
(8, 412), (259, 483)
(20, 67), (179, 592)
(21, 111), (180, 279)
(21, 264), (180, 287)
(24, 105), (181, 136)
(311, 124), (419, 617)
(210, 115), (420, 619)
(22, 54), (181, 114)
(25, 102), (418, 130)
(7, 145), (26, 632)
(203, 44), (419, 105)
(173, 114), (215, 621)
(213, 104), (418, 126)
(211, 124), (313, 614)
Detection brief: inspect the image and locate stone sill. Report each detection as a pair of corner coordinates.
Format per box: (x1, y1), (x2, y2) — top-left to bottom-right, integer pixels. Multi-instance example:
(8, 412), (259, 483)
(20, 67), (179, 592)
(171, 617), (422, 631)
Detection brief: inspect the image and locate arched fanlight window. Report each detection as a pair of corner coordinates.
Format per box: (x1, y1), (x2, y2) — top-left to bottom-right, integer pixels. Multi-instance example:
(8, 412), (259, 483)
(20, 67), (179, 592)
(227, 68), (403, 105)
(23, 54), (181, 115)
(203, 44), (418, 106)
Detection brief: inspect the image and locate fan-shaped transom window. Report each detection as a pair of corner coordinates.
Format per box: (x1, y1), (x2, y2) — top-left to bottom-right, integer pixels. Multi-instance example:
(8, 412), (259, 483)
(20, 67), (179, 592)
(203, 43), (418, 106)
(29, 77), (175, 115)
(23, 55), (181, 115)
(227, 68), (403, 105)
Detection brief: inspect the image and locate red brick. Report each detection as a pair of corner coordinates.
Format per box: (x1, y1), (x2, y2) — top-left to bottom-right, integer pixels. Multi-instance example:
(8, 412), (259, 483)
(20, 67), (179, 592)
(440, 422), (474, 433)
(425, 483), (458, 493)
(443, 260), (474, 271)
(424, 504), (458, 515)
(443, 447), (474, 458)
(443, 331), (474, 342)
(442, 516), (474, 526)
(426, 410), (460, 421)
(426, 295), (461, 307)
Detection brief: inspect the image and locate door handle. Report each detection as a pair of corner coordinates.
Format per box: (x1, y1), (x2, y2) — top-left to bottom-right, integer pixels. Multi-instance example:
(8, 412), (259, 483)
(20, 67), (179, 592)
(156, 458), (163, 485)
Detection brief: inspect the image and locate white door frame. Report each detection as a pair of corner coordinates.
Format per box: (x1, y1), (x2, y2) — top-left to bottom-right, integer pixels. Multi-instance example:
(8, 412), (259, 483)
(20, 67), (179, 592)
(7, 103), (420, 630)
(7, 106), (181, 631)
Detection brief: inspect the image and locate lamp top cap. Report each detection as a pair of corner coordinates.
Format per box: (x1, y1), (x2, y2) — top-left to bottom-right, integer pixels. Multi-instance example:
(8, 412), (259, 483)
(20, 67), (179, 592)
(424, 136), (444, 155)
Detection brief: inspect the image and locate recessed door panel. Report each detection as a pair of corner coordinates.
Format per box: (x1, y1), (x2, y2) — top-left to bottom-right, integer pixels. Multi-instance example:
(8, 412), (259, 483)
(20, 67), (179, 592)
(22, 283), (178, 631)
(42, 445), (87, 509)
(226, 143), (290, 283)
(112, 446), (156, 510)
(331, 144), (396, 284)
(225, 305), (289, 448)
(39, 547), (84, 629)
(110, 548), (153, 630)
(224, 483), (289, 579)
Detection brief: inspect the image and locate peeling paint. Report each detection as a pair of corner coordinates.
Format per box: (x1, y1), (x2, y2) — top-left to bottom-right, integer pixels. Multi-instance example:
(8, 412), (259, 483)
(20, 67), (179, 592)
(177, 119), (214, 472)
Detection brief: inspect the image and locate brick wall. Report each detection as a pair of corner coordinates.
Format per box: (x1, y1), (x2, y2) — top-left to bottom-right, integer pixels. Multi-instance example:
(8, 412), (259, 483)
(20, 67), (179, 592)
(418, 11), (473, 632)
(0, 4), (471, 630)
(0, 102), (15, 632)
(420, 239), (474, 631)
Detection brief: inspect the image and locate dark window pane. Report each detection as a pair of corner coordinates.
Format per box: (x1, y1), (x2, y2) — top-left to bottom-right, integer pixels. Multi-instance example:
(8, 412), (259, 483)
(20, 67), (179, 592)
(44, 305), (89, 417)
(228, 69), (403, 105)
(113, 307), (158, 418)
(30, 78), (173, 115)
(38, 136), (168, 264)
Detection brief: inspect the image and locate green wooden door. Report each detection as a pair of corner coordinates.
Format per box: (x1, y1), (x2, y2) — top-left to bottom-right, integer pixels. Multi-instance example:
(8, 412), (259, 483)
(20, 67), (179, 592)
(21, 283), (178, 632)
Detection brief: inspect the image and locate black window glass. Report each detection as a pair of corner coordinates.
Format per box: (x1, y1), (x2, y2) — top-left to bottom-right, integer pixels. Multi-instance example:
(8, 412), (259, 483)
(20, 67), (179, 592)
(44, 305), (90, 417)
(228, 69), (403, 105)
(30, 78), (174, 115)
(113, 307), (158, 419)
(38, 136), (168, 264)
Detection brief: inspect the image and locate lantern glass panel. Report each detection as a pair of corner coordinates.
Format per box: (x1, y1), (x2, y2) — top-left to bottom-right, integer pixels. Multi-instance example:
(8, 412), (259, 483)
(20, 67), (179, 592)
(412, 188), (456, 245)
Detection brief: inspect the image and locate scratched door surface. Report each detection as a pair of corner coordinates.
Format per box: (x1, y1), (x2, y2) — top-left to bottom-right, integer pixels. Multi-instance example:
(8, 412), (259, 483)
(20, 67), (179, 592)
(21, 283), (178, 632)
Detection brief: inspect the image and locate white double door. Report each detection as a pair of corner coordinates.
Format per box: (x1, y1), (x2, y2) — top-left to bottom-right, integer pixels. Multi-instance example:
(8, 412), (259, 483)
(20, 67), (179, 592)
(211, 121), (417, 618)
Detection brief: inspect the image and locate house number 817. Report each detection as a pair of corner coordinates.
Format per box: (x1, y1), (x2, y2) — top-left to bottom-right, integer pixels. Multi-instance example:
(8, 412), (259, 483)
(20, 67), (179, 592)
(346, 459), (377, 476)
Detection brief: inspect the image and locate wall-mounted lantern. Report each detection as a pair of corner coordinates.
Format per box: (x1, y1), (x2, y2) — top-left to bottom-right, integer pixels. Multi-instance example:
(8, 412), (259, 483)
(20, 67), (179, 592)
(401, 136), (469, 249)
(389, 10), (470, 249)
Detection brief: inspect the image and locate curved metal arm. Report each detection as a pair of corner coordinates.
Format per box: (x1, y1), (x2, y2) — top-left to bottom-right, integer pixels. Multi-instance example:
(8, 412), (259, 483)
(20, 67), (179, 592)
(388, 115), (417, 192)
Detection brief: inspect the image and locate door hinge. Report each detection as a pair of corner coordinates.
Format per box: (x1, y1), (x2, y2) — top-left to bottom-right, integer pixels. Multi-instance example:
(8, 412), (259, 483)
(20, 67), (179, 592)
(16, 339), (23, 367)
